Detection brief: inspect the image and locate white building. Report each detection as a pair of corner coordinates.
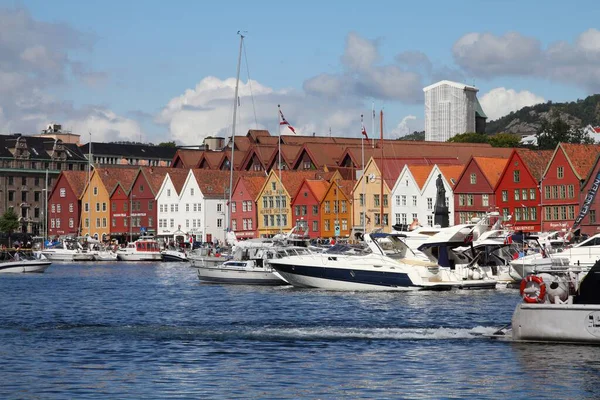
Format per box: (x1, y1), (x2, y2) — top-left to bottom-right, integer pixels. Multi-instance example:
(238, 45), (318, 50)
(420, 164), (464, 227)
(156, 170), (188, 240)
(391, 165), (433, 229)
(424, 80), (484, 142)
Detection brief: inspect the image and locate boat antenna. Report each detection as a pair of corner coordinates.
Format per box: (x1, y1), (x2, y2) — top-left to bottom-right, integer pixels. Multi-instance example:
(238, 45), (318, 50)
(228, 32), (244, 236)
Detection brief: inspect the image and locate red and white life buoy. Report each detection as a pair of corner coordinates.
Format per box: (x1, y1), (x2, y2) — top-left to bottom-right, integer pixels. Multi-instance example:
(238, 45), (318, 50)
(520, 275), (546, 303)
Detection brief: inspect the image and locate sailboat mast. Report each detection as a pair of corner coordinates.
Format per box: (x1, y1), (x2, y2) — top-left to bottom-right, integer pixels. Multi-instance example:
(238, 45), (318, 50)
(361, 114), (365, 235)
(228, 32), (244, 234)
(88, 132), (92, 238)
(380, 110), (384, 230)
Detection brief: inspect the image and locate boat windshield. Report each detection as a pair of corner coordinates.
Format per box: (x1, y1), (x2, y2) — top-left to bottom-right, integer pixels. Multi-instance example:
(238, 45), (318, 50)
(274, 247), (312, 258)
(325, 243), (372, 255)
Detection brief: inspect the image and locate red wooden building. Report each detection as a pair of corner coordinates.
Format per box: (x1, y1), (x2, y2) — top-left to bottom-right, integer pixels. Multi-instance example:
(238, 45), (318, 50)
(110, 167), (169, 242)
(453, 157), (508, 225)
(494, 149), (553, 232)
(541, 143), (600, 232)
(291, 179), (329, 238)
(230, 175), (266, 239)
(47, 170), (87, 237)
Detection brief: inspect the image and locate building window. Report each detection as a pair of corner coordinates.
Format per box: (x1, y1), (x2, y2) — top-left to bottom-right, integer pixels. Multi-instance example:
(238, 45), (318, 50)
(515, 208), (521, 221)
(295, 206), (300, 216)
(374, 194), (380, 206)
(59, 188), (66, 197)
(167, 189), (171, 197)
(324, 201), (330, 213)
(232, 202), (236, 213)
(148, 200), (153, 211)
(568, 185), (574, 199)
(531, 207), (537, 221)
(412, 196), (417, 207)
(263, 215), (269, 227)
(513, 170), (520, 183)
(324, 219), (330, 231)
(557, 166), (564, 179)
(427, 215), (433, 226)
(374, 213), (380, 226)
(530, 189), (536, 201)
(57, 204), (62, 213)
(271, 182), (276, 191)
(93, 187), (98, 196)
(482, 194), (489, 207)
(102, 202), (107, 211)
(313, 221), (318, 232)
(112, 218), (116, 227)
(217, 204), (222, 212)
(401, 195), (406, 206)
(85, 218), (89, 228)
(268, 196), (274, 208)
(470, 173), (476, 184)
(232, 220), (237, 231)
(313, 205), (318, 215)
(383, 195), (388, 207)
(427, 198), (433, 210)
(69, 218), (74, 228)
(359, 194), (365, 206)
(401, 213), (407, 225)
(522, 189), (528, 201)
(459, 194), (465, 206)
(395, 213), (401, 225)
(96, 218), (100, 227)
(591, 210), (596, 224)
(545, 207), (551, 221)
(514, 190), (520, 201)
(467, 195), (474, 206)
(552, 186), (558, 199)
(568, 206), (575, 220)
(148, 217), (153, 227)
(190, 188), (194, 196)
(544, 186), (550, 200)
(396, 195), (401, 206)
(501, 190), (508, 202)
(560, 185), (566, 199)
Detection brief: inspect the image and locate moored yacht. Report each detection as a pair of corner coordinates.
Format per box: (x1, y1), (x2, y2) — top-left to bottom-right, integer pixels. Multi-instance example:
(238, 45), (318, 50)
(116, 235), (162, 261)
(41, 239), (94, 261)
(269, 232), (496, 291)
(0, 250), (52, 273)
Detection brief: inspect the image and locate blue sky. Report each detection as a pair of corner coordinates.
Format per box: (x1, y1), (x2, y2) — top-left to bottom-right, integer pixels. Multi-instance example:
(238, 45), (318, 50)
(1, 0), (599, 144)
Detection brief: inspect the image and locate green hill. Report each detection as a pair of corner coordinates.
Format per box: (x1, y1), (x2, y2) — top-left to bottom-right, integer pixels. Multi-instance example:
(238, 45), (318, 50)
(486, 94), (600, 135)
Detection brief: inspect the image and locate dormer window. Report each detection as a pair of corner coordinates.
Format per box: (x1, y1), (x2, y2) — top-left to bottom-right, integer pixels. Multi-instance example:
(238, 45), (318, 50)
(470, 173), (476, 184)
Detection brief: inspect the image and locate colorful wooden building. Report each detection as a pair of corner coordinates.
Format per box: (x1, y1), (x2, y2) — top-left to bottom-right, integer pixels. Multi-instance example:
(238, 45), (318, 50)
(47, 170), (87, 237)
(230, 175), (266, 239)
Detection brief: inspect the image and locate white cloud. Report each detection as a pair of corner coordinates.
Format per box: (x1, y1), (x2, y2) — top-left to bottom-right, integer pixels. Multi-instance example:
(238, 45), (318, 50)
(453, 29), (600, 92)
(341, 32), (380, 71)
(63, 109), (144, 143)
(479, 87), (545, 120)
(390, 115), (418, 137)
(156, 76), (369, 145)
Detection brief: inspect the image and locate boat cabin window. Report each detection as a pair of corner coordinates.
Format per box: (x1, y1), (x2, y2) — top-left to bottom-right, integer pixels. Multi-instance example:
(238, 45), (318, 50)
(578, 237), (600, 247)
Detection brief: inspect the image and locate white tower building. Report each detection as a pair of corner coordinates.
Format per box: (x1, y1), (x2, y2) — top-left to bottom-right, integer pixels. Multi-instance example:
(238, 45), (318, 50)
(424, 80), (480, 142)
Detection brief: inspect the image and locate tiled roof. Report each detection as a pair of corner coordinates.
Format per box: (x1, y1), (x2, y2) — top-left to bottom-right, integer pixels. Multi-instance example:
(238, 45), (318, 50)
(62, 170), (88, 198)
(139, 166), (171, 195)
(172, 149), (204, 168)
(560, 143), (600, 180)
(278, 170), (334, 198)
(437, 165), (466, 188)
(166, 169), (190, 195)
(407, 165), (435, 190)
(304, 180), (329, 202)
(300, 143), (348, 169)
(337, 179), (355, 198)
(515, 149), (553, 181)
(473, 157), (509, 187)
(191, 170), (265, 198)
(235, 175), (267, 200)
(94, 166), (139, 195)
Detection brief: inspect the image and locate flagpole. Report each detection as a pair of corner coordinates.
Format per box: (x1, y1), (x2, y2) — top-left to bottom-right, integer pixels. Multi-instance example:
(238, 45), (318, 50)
(278, 104), (282, 236)
(361, 114), (366, 236)
(372, 101), (375, 149)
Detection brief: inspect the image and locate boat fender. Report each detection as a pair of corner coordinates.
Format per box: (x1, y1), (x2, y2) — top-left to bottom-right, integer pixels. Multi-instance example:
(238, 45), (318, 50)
(520, 275), (546, 303)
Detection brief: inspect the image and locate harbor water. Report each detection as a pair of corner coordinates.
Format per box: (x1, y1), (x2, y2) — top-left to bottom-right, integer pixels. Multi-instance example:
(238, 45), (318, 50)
(2, 262), (600, 399)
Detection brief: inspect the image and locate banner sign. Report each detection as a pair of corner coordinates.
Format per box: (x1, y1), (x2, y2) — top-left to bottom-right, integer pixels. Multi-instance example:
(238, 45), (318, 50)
(573, 170), (600, 230)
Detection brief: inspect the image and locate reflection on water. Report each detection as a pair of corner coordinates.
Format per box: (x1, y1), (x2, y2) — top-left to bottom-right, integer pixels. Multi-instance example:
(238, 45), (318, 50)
(0, 262), (598, 399)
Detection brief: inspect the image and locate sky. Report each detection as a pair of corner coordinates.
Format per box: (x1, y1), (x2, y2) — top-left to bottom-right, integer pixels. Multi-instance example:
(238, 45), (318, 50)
(1, 0), (599, 145)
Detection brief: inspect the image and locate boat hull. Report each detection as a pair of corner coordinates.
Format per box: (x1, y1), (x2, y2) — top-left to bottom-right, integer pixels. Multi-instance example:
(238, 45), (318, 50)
(197, 266), (285, 285)
(161, 251), (188, 262)
(270, 262), (421, 291)
(512, 303), (600, 343)
(116, 253), (162, 261)
(41, 252), (75, 261)
(0, 260), (52, 273)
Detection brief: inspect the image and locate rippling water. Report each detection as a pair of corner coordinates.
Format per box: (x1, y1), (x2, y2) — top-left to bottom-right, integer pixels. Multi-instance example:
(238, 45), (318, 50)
(2, 263), (600, 399)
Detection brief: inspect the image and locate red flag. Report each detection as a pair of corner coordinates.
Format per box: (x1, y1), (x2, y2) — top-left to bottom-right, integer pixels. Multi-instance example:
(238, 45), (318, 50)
(361, 114), (369, 143)
(279, 108), (296, 134)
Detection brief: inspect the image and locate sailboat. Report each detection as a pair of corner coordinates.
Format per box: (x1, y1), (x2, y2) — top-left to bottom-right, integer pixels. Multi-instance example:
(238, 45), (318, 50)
(195, 33), (286, 286)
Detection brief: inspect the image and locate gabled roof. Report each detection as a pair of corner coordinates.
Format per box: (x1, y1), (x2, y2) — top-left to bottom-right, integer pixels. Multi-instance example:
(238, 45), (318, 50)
(233, 175), (267, 200)
(166, 169), (191, 195)
(559, 143), (600, 180)
(100, 167), (139, 196)
(190, 170), (265, 199)
(437, 165), (465, 188)
(407, 165), (435, 190)
(515, 149), (553, 182)
(239, 145), (277, 170)
(171, 149), (204, 168)
(337, 179), (355, 198)
(139, 166), (171, 195)
(62, 170), (88, 198)
(473, 157), (508, 188)
(303, 180), (329, 202)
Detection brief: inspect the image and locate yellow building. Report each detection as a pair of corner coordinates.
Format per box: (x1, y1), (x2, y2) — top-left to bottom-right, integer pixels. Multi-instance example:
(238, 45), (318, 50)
(320, 172), (353, 239)
(352, 157), (401, 234)
(256, 170), (331, 237)
(79, 166), (138, 240)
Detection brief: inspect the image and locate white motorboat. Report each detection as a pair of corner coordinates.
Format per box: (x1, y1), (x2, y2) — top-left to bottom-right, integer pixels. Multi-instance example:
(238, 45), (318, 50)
(196, 238), (286, 285)
(41, 239), (94, 261)
(116, 236), (162, 261)
(493, 261), (600, 343)
(0, 251), (52, 273)
(508, 233), (600, 280)
(269, 232), (496, 291)
(197, 259), (285, 285)
(161, 248), (188, 262)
